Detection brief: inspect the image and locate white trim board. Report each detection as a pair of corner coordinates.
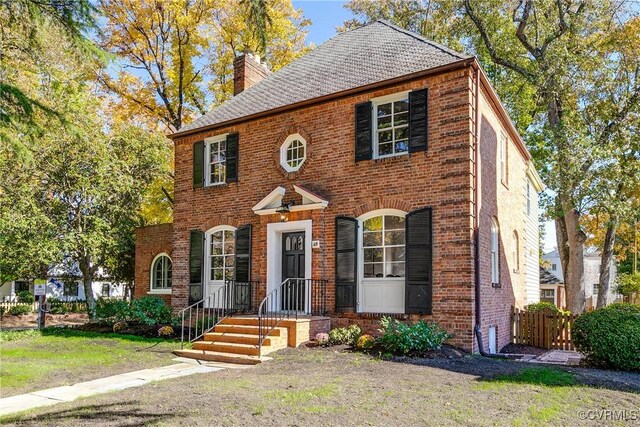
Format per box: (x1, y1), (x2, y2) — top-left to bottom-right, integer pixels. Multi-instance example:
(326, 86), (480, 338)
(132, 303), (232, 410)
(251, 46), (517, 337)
(266, 220), (313, 312)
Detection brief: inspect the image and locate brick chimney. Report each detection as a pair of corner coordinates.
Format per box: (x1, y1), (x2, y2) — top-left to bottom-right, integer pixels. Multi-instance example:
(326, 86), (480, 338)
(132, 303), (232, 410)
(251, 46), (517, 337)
(233, 51), (270, 95)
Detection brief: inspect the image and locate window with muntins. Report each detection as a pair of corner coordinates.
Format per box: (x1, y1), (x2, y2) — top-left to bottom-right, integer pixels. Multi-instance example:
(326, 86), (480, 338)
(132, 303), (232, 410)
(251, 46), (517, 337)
(491, 218), (500, 285)
(374, 95), (409, 158)
(64, 281), (79, 296)
(102, 283), (110, 297)
(280, 134), (307, 172)
(209, 229), (235, 282)
(206, 137), (226, 185)
(363, 215), (405, 278)
(152, 255), (172, 291)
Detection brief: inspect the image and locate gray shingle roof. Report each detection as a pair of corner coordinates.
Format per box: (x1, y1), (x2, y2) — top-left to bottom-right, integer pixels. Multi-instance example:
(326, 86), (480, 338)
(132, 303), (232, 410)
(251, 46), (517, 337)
(178, 20), (470, 134)
(540, 267), (563, 285)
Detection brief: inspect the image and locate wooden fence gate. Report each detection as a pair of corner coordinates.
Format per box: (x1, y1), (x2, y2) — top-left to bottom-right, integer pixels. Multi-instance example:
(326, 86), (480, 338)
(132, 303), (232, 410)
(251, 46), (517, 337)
(511, 306), (578, 351)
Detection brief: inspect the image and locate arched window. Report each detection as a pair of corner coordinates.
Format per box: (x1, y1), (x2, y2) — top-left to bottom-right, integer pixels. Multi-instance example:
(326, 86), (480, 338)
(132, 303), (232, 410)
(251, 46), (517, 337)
(512, 231), (519, 272)
(491, 218), (500, 285)
(206, 226), (236, 283)
(151, 253), (172, 292)
(362, 213), (405, 278)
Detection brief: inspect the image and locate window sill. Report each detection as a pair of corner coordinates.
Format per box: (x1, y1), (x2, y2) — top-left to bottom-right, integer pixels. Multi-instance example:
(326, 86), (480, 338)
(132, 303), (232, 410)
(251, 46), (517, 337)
(372, 152), (410, 163)
(148, 290), (172, 295)
(204, 182), (228, 189)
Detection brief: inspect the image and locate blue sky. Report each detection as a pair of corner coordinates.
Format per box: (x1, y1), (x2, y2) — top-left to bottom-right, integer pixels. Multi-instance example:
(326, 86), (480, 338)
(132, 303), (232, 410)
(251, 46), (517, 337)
(292, 0), (351, 45)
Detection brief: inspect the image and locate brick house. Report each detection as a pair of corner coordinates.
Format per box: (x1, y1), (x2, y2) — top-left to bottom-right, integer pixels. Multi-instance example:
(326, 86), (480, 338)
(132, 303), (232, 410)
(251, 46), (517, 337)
(135, 21), (543, 359)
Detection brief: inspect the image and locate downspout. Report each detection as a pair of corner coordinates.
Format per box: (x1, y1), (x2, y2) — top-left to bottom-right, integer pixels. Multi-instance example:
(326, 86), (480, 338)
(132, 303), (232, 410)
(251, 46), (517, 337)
(472, 63), (494, 357)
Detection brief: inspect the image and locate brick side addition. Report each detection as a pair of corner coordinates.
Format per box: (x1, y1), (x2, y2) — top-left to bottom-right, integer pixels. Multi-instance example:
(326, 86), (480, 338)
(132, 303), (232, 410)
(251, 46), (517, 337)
(134, 223), (174, 305)
(140, 64), (531, 353)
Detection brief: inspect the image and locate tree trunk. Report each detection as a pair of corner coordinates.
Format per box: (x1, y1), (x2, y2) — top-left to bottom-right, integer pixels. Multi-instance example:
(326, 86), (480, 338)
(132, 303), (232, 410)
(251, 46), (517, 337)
(597, 218), (617, 309)
(83, 273), (97, 319)
(556, 199), (587, 313)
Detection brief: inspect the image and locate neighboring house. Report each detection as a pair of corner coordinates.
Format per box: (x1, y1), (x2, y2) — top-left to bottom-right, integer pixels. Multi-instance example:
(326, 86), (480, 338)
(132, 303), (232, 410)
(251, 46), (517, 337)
(542, 248), (620, 308)
(0, 261), (125, 302)
(539, 266), (565, 308)
(134, 21), (543, 354)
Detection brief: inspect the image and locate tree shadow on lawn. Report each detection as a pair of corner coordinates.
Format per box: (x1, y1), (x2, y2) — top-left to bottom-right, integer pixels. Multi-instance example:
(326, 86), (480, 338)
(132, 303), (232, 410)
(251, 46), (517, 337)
(1, 401), (176, 426)
(384, 353), (640, 394)
(38, 327), (179, 347)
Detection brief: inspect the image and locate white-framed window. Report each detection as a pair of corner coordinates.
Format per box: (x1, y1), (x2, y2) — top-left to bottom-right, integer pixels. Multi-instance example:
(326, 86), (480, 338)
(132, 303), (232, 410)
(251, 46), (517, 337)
(362, 214), (406, 278)
(491, 218), (500, 285)
(101, 283), (110, 298)
(150, 253), (172, 293)
(64, 281), (79, 297)
(512, 231), (519, 272)
(206, 226), (236, 284)
(373, 92), (409, 159)
(593, 283), (599, 295)
(552, 263), (557, 271)
(280, 134), (307, 172)
(205, 134), (227, 186)
(541, 289), (555, 299)
(499, 131), (508, 185)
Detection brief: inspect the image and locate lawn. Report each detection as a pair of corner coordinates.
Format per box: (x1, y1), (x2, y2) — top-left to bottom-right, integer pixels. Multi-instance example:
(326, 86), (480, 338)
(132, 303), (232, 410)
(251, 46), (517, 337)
(2, 345), (638, 426)
(0, 328), (180, 398)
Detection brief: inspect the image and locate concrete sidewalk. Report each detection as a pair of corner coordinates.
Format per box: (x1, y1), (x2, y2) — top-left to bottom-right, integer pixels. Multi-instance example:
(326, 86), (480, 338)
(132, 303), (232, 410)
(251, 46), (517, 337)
(0, 360), (223, 416)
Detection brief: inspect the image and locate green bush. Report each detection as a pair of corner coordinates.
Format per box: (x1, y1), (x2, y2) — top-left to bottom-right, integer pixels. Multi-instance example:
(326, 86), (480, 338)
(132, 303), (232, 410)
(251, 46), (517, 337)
(130, 296), (172, 325)
(328, 324), (362, 346)
(96, 298), (130, 322)
(525, 302), (568, 314)
(16, 291), (34, 303)
(572, 303), (640, 371)
(616, 273), (640, 297)
(378, 317), (452, 355)
(8, 305), (32, 316)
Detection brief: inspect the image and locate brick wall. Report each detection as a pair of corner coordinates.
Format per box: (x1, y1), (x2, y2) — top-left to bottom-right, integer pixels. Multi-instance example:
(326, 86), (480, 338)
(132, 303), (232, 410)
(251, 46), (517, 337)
(475, 80), (530, 353)
(156, 63), (532, 353)
(134, 223), (174, 305)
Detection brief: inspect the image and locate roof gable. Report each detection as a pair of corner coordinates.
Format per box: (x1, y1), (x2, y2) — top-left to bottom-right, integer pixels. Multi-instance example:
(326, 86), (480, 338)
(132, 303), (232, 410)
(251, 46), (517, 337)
(176, 20), (469, 136)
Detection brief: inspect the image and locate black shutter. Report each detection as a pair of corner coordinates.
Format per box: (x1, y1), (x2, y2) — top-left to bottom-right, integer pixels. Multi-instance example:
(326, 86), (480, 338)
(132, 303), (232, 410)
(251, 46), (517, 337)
(189, 229), (204, 304)
(354, 101), (372, 161)
(335, 217), (357, 312)
(193, 141), (204, 188)
(234, 225), (251, 282)
(408, 88), (428, 153)
(226, 132), (239, 183)
(405, 207), (433, 314)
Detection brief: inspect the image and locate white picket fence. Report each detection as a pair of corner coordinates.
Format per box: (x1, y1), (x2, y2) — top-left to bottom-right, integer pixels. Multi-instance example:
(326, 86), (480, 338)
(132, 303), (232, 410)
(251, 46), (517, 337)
(0, 301), (39, 313)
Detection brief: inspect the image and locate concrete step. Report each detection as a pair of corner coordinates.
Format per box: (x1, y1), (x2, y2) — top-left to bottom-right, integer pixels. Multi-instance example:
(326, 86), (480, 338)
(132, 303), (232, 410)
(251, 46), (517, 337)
(203, 332), (273, 346)
(213, 324), (284, 337)
(173, 349), (267, 365)
(220, 317), (261, 326)
(192, 341), (261, 356)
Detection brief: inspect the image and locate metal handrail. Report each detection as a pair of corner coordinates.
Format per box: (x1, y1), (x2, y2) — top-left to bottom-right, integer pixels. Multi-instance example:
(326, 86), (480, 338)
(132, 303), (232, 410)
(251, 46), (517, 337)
(179, 280), (257, 349)
(257, 278), (327, 355)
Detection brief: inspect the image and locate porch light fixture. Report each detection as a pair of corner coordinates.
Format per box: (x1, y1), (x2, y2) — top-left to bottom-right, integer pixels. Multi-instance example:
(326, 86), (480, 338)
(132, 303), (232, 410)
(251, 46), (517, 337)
(276, 201), (292, 222)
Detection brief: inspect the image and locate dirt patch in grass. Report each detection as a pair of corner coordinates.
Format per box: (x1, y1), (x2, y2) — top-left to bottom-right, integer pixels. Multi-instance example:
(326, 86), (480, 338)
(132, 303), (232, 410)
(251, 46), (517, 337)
(0, 313), (88, 329)
(3, 345), (639, 426)
(0, 329), (180, 398)
(74, 322), (171, 338)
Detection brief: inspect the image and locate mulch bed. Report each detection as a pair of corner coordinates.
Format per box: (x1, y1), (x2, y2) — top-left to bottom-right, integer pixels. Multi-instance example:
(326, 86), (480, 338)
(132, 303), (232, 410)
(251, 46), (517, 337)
(74, 322), (174, 338)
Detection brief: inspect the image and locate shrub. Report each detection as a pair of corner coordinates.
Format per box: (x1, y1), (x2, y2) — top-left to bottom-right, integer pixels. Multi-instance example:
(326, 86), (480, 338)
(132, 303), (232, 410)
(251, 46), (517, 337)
(158, 325), (174, 337)
(356, 334), (375, 349)
(130, 296), (172, 325)
(616, 273), (640, 297)
(16, 291), (34, 303)
(8, 305), (33, 316)
(96, 298), (130, 322)
(572, 303), (640, 371)
(378, 317), (452, 355)
(315, 332), (329, 345)
(113, 321), (128, 333)
(525, 302), (568, 314)
(328, 324), (362, 346)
